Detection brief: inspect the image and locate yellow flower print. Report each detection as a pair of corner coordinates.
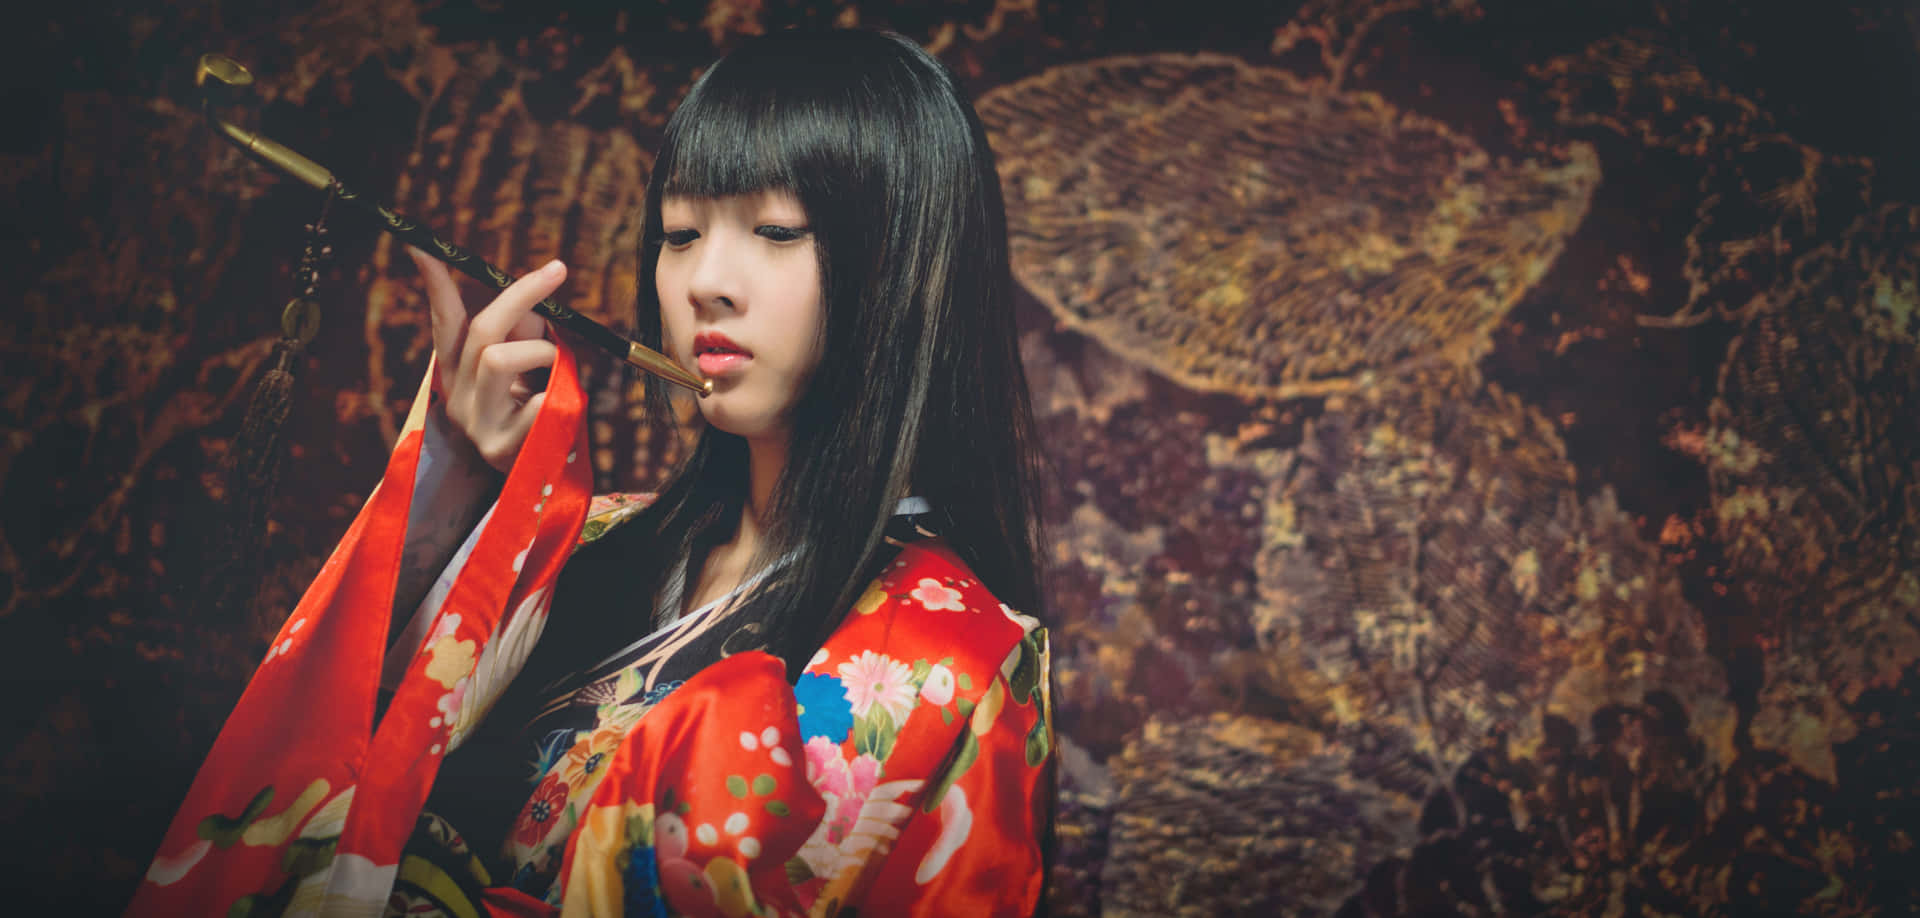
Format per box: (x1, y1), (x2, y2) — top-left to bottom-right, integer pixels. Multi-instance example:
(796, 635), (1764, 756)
(705, 856), (757, 918)
(560, 722), (625, 789)
(425, 635), (476, 689)
(970, 679), (1005, 736)
(560, 801), (629, 918)
(240, 778), (331, 847)
(854, 580), (888, 616)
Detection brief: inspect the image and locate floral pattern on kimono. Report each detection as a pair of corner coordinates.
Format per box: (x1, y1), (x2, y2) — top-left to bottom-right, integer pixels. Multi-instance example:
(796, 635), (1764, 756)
(550, 538), (1053, 918)
(131, 333), (1050, 918)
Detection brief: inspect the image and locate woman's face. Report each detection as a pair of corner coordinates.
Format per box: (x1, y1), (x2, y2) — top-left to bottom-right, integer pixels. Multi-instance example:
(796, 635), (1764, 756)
(656, 191), (825, 444)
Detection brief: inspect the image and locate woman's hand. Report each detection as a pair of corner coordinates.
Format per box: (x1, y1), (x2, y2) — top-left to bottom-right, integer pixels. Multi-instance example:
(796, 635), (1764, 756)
(409, 247), (565, 474)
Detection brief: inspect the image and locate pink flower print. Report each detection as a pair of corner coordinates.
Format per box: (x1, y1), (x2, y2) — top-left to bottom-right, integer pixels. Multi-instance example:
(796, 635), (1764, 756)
(802, 737), (883, 846)
(426, 611), (463, 646)
(804, 736), (845, 790)
(434, 677), (471, 732)
(658, 857), (723, 918)
(910, 577), (966, 612)
(829, 770), (881, 845)
(919, 663), (956, 706)
(654, 811), (690, 860)
(845, 753), (880, 794)
(837, 650), (915, 724)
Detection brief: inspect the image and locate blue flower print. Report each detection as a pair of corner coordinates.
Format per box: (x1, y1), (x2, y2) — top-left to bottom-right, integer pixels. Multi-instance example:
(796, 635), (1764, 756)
(622, 843), (668, 918)
(795, 671), (854, 743)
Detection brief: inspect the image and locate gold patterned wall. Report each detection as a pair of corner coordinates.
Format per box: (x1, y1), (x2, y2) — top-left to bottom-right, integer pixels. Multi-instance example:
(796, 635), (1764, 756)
(6, 0), (1918, 913)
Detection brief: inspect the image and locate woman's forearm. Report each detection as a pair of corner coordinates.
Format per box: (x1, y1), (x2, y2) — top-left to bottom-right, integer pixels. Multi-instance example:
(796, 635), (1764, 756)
(392, 404), (502, 625)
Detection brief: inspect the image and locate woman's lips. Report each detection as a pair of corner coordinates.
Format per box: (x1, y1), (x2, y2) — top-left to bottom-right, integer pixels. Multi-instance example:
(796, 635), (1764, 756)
(692, 332), (751, 377)
(697, 352), (750, 376)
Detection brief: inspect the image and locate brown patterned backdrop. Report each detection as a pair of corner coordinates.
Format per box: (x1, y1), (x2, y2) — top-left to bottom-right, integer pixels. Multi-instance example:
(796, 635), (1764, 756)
(6, 0), (1918, 914)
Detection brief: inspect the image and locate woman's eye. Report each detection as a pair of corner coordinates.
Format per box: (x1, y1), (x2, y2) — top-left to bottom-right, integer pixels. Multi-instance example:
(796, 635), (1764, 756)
(660, 229), (699, 248)
(756, 225), (811, 243)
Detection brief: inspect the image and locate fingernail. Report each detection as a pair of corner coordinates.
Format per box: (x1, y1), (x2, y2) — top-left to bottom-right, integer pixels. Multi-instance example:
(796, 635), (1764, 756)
(543, 259), (564, 275)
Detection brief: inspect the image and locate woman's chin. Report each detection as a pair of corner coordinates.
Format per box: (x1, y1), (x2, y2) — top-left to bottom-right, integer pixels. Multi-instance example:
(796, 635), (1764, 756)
(697, 401), (787, 443)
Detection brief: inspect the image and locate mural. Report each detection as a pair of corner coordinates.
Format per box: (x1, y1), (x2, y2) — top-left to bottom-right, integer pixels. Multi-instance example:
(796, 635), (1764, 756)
(4, 0), (1916, 913)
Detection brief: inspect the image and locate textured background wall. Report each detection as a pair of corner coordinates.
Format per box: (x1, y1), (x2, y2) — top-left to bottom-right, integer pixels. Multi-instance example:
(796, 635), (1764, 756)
(5, 0), (1918, 914)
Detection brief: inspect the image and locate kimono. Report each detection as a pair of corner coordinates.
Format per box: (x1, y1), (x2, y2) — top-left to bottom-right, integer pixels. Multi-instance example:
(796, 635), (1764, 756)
(130, 341), (1052, 917)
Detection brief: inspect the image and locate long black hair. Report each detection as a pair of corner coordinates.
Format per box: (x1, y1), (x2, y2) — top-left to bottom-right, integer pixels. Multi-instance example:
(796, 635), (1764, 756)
(583, 28), (1043, 675)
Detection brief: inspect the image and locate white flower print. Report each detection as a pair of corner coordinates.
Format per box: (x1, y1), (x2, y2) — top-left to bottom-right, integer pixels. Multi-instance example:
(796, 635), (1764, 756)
(837, 650), (916, 724)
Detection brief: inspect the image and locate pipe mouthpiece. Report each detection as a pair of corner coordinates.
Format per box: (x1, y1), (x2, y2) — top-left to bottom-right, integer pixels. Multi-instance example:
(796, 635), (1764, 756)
(196, 54), (254, 92)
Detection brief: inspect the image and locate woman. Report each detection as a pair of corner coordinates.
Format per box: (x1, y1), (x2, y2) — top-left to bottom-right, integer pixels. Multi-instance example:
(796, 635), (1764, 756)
(133, 27), (1051, 918)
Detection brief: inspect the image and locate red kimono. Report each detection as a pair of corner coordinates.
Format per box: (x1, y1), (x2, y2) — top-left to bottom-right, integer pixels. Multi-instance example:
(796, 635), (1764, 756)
(129, 342), (1052, 917)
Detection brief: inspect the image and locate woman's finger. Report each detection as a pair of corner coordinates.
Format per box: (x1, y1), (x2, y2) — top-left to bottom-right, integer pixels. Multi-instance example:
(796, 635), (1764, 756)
(473, 339), (559, 389)
(464, 339), (557, 423)
(506, 308), (548, 343)
(409, 247), (468, 372)
(506, 306), (554, 398)
(461, 260), (567, 379)
(472, 391), (549, 473)
(447, 339), (556, 472)
(503, 391), (548, 444)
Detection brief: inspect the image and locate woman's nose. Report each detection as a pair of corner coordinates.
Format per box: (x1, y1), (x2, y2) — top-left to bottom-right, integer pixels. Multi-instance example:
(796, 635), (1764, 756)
(686, 235), (741, 313)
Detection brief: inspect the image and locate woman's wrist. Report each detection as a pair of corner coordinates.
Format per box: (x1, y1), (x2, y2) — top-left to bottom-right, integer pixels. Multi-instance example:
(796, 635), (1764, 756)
(423, 400), (506, 493)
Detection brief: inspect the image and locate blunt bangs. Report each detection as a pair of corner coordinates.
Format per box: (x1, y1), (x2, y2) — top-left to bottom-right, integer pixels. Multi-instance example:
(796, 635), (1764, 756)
(656, 81), (799, 200)
(655, 34), (881, 202)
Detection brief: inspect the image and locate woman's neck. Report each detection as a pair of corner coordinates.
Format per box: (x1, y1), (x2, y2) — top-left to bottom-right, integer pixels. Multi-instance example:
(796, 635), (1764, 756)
(734, 431), (788, 557)
(678, 430), (788, 616)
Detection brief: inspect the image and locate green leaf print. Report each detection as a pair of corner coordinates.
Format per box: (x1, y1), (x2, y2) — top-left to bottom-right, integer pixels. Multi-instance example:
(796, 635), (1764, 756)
(626, 809), (654, 847)
(1008, 633), (1042, 706)
(198, 785), (275, 848)
(1025, 716), (1051, 767)
(922, 730), (980, 813)
(280, 836), (336, 877)
(854, 707), (898, 761)
(726, 775), (750, 798)
(785, 857), (814, 886)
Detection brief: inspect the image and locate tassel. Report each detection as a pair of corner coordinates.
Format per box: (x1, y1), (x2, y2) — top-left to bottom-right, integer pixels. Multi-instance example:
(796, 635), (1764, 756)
(236, 341), (297, 491)
(197, 183), (337, 627)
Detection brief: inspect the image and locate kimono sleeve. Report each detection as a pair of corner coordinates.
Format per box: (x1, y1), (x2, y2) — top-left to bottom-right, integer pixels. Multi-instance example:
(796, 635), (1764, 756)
(859, 628), (1053, 916)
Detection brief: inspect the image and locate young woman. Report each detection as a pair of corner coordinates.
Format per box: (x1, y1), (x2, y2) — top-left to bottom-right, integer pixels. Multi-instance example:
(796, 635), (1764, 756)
(133, 27), (1051, 918)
